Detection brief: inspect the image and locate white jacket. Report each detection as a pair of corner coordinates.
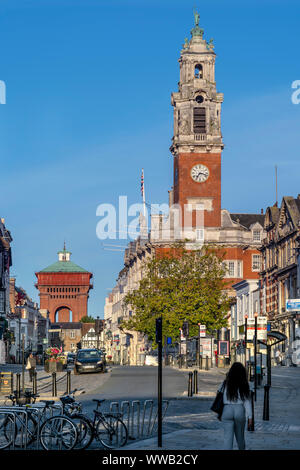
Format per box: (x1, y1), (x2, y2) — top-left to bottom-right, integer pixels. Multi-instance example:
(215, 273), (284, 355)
(219, 383), (252, 419)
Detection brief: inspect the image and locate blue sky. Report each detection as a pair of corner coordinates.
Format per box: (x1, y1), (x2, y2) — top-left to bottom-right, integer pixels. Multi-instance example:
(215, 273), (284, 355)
(0, 0), (299, 317)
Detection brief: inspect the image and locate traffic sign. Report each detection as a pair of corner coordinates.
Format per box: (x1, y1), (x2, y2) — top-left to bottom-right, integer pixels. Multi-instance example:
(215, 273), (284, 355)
(286, 299), (300, 311)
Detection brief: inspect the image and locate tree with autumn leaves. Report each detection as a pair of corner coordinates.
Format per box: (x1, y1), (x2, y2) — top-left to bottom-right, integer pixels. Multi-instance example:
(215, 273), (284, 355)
(120, 243), (231, 345)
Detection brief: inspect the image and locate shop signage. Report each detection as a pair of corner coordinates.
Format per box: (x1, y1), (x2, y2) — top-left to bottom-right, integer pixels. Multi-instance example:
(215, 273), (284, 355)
(286, 299), (300, 311)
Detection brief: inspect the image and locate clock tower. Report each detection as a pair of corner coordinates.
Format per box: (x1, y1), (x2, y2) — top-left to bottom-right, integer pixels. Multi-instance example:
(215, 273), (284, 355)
(171, 12), (224, 229)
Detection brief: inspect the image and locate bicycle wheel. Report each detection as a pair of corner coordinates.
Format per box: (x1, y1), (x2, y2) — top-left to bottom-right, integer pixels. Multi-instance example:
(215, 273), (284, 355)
(0, 415), (16, 449)
(96, 414), (128, 449)
(39, 416), (78, 450)
(70, 414), (94, 450)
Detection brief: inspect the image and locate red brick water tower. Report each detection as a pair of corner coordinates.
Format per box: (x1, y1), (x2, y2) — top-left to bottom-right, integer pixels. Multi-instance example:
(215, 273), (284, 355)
(35, 245), (93, 323)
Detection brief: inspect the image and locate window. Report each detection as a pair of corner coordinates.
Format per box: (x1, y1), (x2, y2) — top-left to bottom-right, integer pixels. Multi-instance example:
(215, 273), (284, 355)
(196, 229), (204, 242)
(253, 230), (261, 242)
(70, 330), (75, 339)
(194, 64), (203, 78)
(224, 260), (243, 278)
(228, 262), (235, 277)
(252, 254), (261, 271)
(0, 291), (5, 314)
(237, 261), (242, 278)
(193, 107), (206, 134)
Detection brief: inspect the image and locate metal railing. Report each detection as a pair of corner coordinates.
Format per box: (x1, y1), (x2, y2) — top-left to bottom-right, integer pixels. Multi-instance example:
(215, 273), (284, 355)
(109, 399), (169, 440)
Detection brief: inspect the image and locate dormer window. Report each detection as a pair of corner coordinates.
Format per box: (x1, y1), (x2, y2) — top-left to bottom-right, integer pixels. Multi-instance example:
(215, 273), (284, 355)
(253, 230), (261, 242)
(194, 64), (203, 79)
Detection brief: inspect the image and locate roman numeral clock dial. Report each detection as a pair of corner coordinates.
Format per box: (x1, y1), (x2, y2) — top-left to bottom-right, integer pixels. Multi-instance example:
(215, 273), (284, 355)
(191, 164), (209, 183)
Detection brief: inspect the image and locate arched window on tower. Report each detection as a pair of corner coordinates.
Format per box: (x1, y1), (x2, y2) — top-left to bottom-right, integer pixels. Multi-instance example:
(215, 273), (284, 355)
(194, 64), (203, 79)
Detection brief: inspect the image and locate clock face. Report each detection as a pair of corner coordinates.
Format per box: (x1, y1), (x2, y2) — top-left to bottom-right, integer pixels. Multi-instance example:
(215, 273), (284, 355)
(191, 164), (209, 183)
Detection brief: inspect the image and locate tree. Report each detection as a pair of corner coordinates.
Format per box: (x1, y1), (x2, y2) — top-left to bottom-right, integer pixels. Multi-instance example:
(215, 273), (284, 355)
(121, 243), (231, 345)
(80, 316), (95, 323)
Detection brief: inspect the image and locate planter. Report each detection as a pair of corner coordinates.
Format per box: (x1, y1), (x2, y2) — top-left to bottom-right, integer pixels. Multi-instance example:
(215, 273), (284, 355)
(44, 361), (64, 373)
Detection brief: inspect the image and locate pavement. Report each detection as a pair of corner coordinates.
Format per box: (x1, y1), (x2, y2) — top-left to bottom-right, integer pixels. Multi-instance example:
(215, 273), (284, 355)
(124, 365), (300, 450)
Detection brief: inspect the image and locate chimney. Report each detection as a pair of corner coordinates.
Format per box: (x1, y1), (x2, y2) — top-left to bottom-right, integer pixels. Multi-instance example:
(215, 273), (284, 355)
(261, 209), (264, 215)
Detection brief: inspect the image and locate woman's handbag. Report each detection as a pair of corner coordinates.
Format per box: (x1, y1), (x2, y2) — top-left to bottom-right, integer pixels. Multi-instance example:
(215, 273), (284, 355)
(211, 381), (226, 421)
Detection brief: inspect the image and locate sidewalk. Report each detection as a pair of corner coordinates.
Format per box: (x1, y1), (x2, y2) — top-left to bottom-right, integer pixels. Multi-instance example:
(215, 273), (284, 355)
(124, 425), (300, 450)
(124, 366), (300, 450)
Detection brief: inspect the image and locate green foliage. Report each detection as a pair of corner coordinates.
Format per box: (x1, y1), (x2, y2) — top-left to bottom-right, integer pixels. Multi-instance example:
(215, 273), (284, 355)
(121, 243), (231, 345)
(80, 315), (95, 323)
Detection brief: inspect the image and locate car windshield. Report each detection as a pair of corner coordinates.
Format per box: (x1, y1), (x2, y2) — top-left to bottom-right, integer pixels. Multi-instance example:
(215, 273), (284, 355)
(77, 350), (102, 360)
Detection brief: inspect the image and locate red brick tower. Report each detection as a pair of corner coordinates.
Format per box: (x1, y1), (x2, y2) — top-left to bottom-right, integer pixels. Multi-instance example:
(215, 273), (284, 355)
(170, 13), (224, 229)
(35, 245), (93, 323)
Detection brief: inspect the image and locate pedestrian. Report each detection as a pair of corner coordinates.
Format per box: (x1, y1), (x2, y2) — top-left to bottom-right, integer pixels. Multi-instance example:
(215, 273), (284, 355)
(275, 349), (280, 366)
(26, 353), (36, 382)
(218, 362), (253, 450)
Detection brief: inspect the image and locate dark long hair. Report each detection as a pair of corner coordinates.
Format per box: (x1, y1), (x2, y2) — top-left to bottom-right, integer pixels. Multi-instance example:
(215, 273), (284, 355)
(225, 362), (250, 401)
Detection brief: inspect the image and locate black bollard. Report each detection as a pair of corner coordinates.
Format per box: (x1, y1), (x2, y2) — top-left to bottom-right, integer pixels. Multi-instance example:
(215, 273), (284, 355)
(33, 371), (37, 395)
(52, 372), (57, 397)
(188, 372), (193, 397)
(193, 370), (198, 394)
(66, 370), (71, 394)
(199, 355), (203, 370)
(263, 384), (270, 421)
(205, 356), (209, 371)
(249, 390), (255, 431)
(16, 373), (21, 398)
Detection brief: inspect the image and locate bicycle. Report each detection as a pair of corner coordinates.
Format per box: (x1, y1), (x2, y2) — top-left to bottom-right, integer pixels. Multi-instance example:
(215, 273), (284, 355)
(60, 391), (128, 450)
(1, 391), (78, 450)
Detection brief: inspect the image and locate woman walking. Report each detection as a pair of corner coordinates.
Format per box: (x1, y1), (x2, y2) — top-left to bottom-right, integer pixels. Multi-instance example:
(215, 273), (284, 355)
(219, 362), (253, 450)
(26, 353), (36, 382)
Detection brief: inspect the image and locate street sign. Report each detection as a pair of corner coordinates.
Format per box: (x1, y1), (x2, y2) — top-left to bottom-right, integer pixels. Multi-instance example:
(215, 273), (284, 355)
(167, 337), (172, 345)
(201, 338), (212, 358)
(286, 299), (300, 311)
(199, 324), (206, 337)
(246, 317), (267, 341)
(218, 340), (229, 357)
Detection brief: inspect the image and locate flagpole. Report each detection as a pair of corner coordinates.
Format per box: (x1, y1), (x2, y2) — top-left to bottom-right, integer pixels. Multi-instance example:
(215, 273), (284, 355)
(142, 168), (146, 217)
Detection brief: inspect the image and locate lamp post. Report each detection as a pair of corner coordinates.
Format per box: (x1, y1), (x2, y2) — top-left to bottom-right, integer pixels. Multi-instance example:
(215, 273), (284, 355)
(156, 317), (163, 448)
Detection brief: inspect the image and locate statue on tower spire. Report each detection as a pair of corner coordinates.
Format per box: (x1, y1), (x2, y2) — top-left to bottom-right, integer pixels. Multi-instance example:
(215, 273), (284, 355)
(194, 9), (200, 26)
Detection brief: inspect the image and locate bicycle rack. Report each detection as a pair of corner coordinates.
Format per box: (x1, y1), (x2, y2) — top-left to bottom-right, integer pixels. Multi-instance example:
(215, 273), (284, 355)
(0, 402), (65, 450)
(120, 401), (130, 437)
(149, 400), (169, 435)
(141, 400), (154, 438)
(0, 410), (17, 450)
(0, 407), (29, 450)
(131, 401), (140, 439)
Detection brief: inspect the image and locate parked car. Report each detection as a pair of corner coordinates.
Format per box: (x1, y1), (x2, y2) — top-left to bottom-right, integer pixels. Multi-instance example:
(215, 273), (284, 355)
(67, 352), (76, 364)
(74, 349), (105, 375)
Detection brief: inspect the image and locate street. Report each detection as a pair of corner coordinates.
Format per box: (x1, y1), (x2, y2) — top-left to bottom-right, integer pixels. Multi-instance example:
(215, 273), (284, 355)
(1, 363), (300, 449)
